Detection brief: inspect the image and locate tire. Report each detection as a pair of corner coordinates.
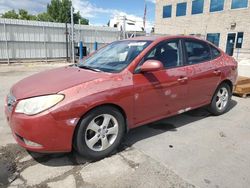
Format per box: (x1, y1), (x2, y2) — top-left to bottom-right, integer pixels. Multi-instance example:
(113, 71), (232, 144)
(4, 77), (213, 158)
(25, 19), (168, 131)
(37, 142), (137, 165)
(75, 106), (125, 160)
(209, 83), (232, 116)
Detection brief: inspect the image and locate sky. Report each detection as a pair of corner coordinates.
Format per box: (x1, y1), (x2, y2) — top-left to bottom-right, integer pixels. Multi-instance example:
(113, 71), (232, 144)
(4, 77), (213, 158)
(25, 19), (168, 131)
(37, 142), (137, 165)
(0, 0), (155, 29)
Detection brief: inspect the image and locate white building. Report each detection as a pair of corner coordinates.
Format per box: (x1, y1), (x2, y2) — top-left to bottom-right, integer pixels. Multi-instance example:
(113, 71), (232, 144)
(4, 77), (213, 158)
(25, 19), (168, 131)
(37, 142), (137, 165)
(109, 15), (144, 32)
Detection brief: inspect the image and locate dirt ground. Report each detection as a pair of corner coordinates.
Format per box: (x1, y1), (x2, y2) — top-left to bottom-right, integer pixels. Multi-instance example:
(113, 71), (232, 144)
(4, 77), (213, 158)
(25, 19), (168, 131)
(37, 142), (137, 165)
(0, 62), (250, 188)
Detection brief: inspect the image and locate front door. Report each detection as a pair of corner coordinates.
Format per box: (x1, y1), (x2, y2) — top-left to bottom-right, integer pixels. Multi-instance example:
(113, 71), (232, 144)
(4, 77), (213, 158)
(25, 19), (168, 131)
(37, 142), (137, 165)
(226, 33), (236, 56)
(133, 39), (188, 127)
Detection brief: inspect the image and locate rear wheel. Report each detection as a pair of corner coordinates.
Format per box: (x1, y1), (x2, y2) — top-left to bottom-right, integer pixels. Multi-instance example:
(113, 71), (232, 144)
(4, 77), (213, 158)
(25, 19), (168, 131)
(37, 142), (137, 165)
(209, 83), (232, 116)
(75, 106), (125, 160)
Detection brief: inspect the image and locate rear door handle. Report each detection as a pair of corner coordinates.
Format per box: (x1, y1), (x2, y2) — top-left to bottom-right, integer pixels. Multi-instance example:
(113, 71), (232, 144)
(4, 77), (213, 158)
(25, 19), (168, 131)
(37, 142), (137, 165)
(213, 70), (221, 76)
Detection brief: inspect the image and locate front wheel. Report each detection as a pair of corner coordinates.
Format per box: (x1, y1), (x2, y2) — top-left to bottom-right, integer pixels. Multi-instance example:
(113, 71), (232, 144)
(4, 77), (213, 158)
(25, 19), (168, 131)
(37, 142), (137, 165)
(75, 106), (125, 160)
(209, 83), (232, 116)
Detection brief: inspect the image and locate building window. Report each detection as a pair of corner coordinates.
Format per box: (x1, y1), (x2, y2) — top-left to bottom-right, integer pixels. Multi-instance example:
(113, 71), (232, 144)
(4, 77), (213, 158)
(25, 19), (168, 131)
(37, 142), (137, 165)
(210, 0), (225, 12)
(207, 33), (220, 47)
(192, 0), (204, 14)
(176, 2), (187, 16)
(231, 0), (248, 9)
(163, 5), (172, 18)
(236, 32), (244, 48)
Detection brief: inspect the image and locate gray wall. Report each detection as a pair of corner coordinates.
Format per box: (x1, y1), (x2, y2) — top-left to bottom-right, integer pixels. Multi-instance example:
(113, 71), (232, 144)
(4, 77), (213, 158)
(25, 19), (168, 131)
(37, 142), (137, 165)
(0, 18), (120, 62)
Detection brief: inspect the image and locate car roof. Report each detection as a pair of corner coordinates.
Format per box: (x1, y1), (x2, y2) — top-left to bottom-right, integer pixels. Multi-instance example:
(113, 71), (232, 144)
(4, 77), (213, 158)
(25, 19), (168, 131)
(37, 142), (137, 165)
(123, 35), (222, 51)
(124, 35), (207, 42)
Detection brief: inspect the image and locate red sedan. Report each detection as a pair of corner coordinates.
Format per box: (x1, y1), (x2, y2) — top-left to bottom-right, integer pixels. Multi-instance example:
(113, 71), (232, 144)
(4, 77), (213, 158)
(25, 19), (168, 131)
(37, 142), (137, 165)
(5, 36), (237, 159)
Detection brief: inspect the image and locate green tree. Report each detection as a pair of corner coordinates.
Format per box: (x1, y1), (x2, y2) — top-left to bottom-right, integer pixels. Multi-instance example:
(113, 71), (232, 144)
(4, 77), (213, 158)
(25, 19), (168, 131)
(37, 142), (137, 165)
(47, 0), (62, 22)
(47, 0), (89, 24)
(37, 12), (53, 22)
(1, 9), (37, 20)
(18, 9), (37, 20)
(1, 0), (89, 24)
(79, 17), (89, 25)
(47, 0), (71, 23)
(74, 11), (89, 25)
(1, 10), (19, 19)
(59, 0), (72, 23)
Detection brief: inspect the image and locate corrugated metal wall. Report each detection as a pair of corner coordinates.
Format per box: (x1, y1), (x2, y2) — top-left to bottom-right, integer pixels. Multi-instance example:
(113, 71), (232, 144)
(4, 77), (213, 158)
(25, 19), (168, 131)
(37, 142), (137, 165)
(0, 18), (120, 62)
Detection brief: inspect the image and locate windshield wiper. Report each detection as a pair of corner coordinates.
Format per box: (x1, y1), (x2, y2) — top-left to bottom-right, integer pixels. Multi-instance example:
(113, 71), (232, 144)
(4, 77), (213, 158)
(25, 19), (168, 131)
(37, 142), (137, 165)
(78, 65), (102, 72)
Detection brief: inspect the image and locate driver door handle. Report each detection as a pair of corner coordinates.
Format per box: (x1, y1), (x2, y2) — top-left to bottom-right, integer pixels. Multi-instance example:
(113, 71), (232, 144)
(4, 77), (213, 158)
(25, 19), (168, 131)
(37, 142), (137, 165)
(177, 76), (188, 83)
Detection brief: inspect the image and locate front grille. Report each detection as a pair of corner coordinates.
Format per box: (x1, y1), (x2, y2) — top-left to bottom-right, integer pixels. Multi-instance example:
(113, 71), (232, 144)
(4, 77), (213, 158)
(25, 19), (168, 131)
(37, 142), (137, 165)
(7, 93), (16, 112)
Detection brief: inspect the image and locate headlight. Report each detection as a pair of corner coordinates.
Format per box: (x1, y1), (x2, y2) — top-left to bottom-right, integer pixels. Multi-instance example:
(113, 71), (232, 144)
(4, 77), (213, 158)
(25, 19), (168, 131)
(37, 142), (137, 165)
(15, 94), (64, 115)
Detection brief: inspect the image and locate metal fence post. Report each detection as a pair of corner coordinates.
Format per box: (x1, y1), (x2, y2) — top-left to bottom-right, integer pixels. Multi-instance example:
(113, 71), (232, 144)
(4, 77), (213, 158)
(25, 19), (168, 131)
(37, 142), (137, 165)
(65, 23), (69, 62)
(71, 6), (75, 64)
(3, 21), (10, 65)
(94, 42), (98, 51)
(43, 26), (47, 63)
(94, 29), (97, 51)
(79, 41), (83, 60)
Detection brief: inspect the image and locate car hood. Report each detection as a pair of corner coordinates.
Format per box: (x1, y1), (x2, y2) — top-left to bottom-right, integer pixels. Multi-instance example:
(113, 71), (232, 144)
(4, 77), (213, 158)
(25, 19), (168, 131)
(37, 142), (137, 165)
(11, 66), (109, 100)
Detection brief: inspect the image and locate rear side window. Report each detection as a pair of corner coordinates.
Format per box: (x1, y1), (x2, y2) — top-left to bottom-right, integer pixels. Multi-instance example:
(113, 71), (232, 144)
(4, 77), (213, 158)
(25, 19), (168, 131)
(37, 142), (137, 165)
(210, 45), (221, 59)
(184, 40), (211, 64)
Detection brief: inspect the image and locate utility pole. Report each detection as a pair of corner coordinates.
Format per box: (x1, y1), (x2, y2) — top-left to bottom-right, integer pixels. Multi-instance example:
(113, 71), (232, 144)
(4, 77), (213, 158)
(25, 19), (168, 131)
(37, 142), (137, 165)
(143, 0), (147, 31)
(71, 6), (75, 64)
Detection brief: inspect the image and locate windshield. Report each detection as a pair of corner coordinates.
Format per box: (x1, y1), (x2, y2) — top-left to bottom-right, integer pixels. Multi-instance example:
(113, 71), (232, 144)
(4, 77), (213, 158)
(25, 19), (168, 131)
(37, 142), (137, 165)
(78, 40), (152, 73)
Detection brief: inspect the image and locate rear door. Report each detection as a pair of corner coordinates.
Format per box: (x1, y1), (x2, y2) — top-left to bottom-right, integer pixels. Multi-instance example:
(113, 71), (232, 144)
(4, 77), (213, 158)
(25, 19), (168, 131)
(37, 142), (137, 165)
(133, 39), (188, 126)
(182, 39), (221, 108)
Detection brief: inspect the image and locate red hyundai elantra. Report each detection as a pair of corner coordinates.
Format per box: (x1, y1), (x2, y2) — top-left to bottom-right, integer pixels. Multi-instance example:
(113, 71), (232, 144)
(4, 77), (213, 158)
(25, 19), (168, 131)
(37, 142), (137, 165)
(5, 36), (237, 159)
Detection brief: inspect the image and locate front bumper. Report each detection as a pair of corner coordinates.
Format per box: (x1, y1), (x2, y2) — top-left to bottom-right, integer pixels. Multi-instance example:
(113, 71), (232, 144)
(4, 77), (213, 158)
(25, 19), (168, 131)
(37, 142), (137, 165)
(5, 105), (76, 153)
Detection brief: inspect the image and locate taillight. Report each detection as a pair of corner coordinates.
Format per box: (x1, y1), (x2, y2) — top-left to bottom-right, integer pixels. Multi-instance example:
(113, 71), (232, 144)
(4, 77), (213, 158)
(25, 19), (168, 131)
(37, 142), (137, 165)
(233, 59), (238, 70)
(232, 66), (237, 71)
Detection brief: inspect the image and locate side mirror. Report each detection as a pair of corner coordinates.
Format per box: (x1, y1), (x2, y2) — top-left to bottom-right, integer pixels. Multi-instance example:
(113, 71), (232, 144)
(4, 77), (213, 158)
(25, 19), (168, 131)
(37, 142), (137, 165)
(140, 60), (164, 73)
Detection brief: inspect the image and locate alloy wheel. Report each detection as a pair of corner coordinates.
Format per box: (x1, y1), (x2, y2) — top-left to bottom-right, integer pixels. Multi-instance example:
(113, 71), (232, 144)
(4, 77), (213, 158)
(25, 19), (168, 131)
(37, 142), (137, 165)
(216, 87), (229, 111)
(85, 114), (119, 151)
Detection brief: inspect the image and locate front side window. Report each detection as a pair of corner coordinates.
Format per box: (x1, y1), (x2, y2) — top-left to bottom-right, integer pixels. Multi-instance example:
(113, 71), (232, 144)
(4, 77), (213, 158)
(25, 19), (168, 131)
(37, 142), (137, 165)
(176, 2), (187, 16)
(163, 5), (172, 18)
(143, 40), (181, 68)
(192, 0), (204, 14)
(79, 40), (151, 73)
(210, 0), (225, 12)
(184, 40), (211, 64)
(231, 0), (248, 9)
(207, 33), (220, 47)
